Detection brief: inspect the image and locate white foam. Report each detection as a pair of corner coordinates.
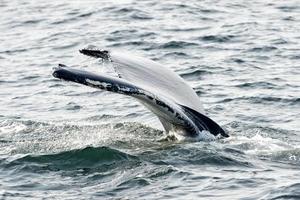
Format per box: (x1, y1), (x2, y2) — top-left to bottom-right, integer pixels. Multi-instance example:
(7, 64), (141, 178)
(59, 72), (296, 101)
(170, 129), (216, 142)
(0, 121), (27, 136)
(227, 132), (294, 155)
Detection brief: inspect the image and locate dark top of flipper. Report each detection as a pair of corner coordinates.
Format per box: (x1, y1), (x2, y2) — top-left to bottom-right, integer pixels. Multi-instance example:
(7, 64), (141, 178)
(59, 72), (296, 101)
(53, 65), (141, 95)
(181, 105), (229, 137)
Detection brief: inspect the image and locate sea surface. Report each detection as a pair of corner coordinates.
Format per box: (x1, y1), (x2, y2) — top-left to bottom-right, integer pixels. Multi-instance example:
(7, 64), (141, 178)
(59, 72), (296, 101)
(1, 0), (300, 199)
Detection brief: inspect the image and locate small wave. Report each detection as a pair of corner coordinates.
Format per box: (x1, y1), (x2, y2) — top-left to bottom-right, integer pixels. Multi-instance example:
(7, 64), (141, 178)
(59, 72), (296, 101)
(5, 146), (138, 172)
(234, 81), (278, 89)
(22, 19), (44, 25)
(113, 8), (138, 13)
(247, 46), (278, 52)
(0, 47), (40, 55)
(218, 96), (300, 105)
(283, 16), (295, 21)
(198, 35), (235, 43)
(270, 38), (289, 45)
(109, 41), (149, 47)
(224, 122), (300, 166)
(110, 7), (153, 20)
(19, 75), (40, 81)
(106, 30), (136, 42)
(141, 144), (252, 167)
(189, 153), (251, 167)
(84, 114), (120, 121)
(180, 69), (211, 78)
(106, 30), (155, 43)
(267, 149), (300, 165)
(228, 134), (293, 154)
(232, 58), (246, 63)
(263, 183), (300, 200)
(163, 52), (188, 58)
(65, 102), (81, 111)
(164, 27), (209, 32)
(277, 5), (300, 12)
(50, 11), (94, 25)
(130, 13), (153, 20)
(51, 42), (81, 50)
(158, 41), (198, 49)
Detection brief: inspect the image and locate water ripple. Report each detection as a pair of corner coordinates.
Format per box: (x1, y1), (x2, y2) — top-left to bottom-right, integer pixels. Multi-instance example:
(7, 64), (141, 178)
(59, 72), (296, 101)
(1, 0), (300, 199)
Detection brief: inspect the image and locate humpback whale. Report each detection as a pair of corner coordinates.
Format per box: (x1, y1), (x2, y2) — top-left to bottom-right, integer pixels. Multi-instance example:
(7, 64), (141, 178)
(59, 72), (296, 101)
(52, 47), (229, 140)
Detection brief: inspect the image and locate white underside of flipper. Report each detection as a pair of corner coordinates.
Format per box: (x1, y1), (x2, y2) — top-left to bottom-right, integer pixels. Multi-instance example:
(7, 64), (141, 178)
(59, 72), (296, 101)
(109, 51), (205, 114)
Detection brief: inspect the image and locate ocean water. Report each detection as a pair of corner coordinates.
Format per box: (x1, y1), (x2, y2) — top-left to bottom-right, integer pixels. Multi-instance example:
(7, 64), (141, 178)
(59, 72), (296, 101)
(1, 0), (300, 199)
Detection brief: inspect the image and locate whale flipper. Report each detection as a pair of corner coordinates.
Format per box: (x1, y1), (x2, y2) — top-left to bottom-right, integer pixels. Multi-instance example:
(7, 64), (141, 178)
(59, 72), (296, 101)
(53, 65), (201, 137)
(53, 48), (228, 140)
(80, 47), (205, 114)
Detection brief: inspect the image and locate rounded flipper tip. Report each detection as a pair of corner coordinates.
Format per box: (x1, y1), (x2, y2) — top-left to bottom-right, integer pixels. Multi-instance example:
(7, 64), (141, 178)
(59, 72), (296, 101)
(52, 64), (68, 79)
(52, 67), (60, 78)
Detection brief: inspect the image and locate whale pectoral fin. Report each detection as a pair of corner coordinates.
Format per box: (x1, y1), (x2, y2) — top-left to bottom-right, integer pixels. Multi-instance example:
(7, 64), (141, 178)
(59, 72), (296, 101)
(52, 65), (194, 135)
(180, 105), (229, 138)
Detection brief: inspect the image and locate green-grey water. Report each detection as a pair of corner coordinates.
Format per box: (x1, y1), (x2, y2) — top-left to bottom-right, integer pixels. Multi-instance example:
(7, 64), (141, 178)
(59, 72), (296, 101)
(0, 0), (300, 199)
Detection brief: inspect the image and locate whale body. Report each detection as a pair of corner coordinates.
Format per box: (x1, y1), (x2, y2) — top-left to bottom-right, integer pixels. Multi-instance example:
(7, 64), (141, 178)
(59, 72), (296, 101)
(52, 47), (229, 140)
